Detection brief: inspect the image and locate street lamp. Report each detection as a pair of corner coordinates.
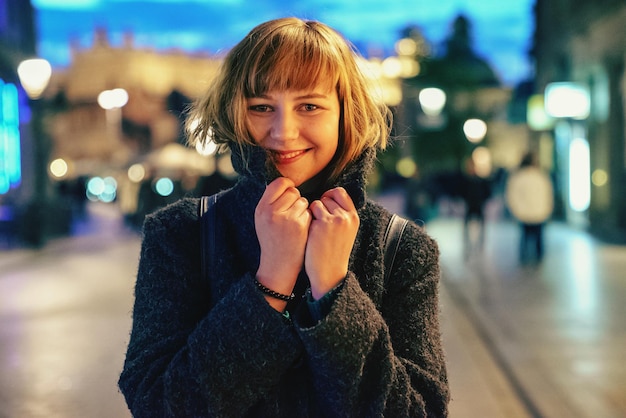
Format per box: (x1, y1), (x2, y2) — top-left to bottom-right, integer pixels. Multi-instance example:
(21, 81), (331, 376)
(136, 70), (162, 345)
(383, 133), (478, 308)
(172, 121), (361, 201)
(98, 88), (128, 148)
(17, 59), (51, 99)
(17, 58), (52, 247)
(463, 118), (487, 143)
(416, 87), (447, 130)
(419, 87), (446, 116)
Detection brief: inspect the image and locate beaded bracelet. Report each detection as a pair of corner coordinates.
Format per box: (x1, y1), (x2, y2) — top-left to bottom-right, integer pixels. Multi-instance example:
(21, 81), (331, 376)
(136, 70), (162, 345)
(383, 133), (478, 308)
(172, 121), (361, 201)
(254, 278), (296, 301)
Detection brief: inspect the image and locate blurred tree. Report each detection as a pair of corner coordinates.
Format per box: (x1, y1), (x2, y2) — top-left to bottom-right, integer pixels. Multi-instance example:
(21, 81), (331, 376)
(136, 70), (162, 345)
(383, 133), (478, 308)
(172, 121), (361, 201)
(400, 14), (503, 196)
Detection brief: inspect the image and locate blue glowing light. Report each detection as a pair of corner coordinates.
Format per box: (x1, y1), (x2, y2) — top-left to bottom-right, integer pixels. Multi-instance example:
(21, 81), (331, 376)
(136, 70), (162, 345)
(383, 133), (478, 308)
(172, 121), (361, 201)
(86, 175), (118, 202)
(154, 177), (174, 197)
(0, 80), (21, 195)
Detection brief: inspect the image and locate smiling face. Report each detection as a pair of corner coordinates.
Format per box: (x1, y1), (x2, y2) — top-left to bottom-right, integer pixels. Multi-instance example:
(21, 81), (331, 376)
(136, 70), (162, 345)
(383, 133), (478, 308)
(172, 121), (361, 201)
(245, 86), (341, 187)
(188, 19), (390, 186)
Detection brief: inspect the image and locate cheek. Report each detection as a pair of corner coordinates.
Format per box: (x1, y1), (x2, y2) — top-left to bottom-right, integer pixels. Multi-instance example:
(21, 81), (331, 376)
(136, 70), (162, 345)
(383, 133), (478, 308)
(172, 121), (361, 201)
(325, 120), (341, 152)
(245, 119), (262, 143)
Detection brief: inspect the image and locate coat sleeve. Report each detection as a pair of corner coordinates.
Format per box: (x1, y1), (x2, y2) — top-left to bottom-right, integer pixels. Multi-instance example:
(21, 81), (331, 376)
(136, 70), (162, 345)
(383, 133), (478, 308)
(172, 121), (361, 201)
(294, 221), (449, 417)
(118, 201), (304, 417)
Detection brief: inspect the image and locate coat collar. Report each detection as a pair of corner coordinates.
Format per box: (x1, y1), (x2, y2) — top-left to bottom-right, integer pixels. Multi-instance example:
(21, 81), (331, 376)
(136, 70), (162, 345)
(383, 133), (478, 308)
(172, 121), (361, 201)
(229, 143), (375, 210)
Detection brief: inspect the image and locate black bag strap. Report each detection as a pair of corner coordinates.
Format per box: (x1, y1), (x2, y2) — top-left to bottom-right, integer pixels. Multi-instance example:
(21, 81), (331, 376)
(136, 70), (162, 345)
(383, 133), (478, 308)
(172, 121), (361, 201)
(199, 194), (219, 281)
(383, 214), (408, 285)
(200, 196), (408, 286)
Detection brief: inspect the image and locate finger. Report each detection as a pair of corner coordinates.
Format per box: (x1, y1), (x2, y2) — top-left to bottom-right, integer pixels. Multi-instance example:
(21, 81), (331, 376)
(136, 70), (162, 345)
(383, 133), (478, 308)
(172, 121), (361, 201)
(308, 199), (328, 219)
(291, 196), (311, 217)
(259, 178), (304, 214)
(272, 187), (304, 212)
(261, 177), (296, 205)
(319, 195), (342, 213)
(321, 187), (356, 212)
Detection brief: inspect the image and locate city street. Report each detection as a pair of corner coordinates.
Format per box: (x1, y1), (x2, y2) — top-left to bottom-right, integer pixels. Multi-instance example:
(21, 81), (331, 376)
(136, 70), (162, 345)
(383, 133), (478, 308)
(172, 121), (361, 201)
(1, 198), (625, 417)
(0, 204), (135, 418)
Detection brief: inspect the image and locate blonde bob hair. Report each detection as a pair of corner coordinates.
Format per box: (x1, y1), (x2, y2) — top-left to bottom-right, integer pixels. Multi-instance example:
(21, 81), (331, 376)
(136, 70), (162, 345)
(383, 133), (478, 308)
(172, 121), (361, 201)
(187, 17), (391, 181)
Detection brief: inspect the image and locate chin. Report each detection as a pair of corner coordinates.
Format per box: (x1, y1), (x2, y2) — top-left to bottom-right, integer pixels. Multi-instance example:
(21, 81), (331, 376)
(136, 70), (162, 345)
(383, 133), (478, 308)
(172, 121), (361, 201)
(279, 172), (306, 187)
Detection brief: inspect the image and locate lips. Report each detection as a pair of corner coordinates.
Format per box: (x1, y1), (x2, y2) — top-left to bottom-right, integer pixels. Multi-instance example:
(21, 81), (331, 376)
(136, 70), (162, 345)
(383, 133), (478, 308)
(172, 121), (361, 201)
(270, 149), (308, 164)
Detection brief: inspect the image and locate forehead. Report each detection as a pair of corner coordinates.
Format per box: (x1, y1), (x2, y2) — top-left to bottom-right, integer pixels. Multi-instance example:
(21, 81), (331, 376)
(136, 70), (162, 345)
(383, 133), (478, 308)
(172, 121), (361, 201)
(243, 44), (340, 97)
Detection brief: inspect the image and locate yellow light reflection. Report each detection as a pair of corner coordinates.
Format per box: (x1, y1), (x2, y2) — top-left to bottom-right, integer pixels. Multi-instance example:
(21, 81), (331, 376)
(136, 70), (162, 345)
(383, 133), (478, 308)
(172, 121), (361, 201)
(396, 157), (417, 178)
(591, 169), (608, 187)
(395, 38), (417, 55)
(471, 147), (492, 178)
(382, 56), (402, 78)
(127, 164), (146, 183)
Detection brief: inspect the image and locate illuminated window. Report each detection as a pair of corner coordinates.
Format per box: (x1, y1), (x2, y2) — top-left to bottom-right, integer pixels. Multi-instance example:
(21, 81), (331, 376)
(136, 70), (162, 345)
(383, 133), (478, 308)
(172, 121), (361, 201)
(569, 137), (590, 212)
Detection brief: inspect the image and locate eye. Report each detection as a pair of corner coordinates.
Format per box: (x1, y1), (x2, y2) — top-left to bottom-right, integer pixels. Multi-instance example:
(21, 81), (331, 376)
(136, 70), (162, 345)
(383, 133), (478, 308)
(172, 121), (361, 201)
(249, 104), (273, 113)
(302, 104), (319, 111)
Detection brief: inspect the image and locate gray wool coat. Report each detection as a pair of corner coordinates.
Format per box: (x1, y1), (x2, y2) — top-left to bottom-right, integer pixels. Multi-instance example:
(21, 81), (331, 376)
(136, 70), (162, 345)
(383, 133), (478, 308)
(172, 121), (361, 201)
(119, 145), (449, 417)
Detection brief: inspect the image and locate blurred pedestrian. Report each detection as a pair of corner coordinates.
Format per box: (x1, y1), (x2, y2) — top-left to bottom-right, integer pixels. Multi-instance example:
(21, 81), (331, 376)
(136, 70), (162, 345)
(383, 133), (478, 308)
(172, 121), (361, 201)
(505, 151), (554, 263)
(118, 17), (449, 417)
(459, 158), (491, 258)
(404, 167), (432, 225)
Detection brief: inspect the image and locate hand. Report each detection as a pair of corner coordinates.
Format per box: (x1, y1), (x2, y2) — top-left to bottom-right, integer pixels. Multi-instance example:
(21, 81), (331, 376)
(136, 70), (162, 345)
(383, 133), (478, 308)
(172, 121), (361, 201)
(305, 187), (359, 299)
(255, 177), (311, 302)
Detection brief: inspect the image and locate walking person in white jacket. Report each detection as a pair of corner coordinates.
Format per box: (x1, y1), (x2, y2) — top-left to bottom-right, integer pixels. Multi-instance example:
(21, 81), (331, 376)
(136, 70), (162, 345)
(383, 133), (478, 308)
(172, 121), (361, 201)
(505, 152), (554, 263)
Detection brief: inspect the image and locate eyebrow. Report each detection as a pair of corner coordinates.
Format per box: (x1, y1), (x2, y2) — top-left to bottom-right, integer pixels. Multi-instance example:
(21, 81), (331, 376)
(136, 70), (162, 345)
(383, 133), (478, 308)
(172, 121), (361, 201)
(296, 93), (329, 100)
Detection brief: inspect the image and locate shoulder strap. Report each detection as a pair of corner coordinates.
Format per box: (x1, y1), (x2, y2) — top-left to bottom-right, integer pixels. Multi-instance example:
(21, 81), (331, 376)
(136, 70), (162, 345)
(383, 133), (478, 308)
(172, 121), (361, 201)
(199, 194), (219, 281)
(383, 214), (409, 285)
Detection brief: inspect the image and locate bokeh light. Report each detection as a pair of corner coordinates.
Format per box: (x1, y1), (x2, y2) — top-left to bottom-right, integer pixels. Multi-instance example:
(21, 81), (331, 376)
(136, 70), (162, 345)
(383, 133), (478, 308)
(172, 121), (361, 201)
(127, 163), (146, 183)
(154, 177), (174, 197)
(591, 169), (608, 187)
(396, 157), (418, 178)
(463, 118), (487, 143)
(86, 176), (117, 202)
(49, 158), (69, 178)
(419, 88), (446, 116)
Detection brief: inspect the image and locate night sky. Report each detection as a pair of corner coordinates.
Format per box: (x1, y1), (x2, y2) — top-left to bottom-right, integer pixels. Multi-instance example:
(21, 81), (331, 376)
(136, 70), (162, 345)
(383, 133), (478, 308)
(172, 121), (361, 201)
(32, 0), (535, 86)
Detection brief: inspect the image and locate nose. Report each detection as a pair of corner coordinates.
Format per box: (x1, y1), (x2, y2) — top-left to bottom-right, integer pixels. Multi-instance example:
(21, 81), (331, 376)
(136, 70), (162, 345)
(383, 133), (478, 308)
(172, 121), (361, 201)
(270, 109), (298, 143)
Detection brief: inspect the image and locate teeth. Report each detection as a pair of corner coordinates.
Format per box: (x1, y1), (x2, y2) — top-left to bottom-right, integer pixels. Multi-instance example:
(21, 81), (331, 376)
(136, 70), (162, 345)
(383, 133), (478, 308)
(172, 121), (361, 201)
(275, 150), (304, 160)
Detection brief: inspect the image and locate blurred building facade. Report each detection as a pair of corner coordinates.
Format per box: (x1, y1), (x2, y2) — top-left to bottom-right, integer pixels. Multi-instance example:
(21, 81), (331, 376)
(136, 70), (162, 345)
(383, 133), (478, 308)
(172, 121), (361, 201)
(47, 29), (222, 178)
(4, 1), (625, 244)
(0, 0), (39, 245)
(42, 29), (232, 229)
(2, 6), (225, 245)
(532, 0), (626, 242)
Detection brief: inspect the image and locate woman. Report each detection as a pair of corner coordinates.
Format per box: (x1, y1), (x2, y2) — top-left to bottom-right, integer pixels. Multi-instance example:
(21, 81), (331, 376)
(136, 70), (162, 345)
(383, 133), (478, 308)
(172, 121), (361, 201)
(119, 17), (449, 417)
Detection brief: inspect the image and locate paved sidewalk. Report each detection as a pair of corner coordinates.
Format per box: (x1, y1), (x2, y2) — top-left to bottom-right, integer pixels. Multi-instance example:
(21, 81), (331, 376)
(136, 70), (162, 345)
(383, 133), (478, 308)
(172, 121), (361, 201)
(425, 216), (626, 418)
(2, 197), (624, 417)
(376, 189), (626, 417)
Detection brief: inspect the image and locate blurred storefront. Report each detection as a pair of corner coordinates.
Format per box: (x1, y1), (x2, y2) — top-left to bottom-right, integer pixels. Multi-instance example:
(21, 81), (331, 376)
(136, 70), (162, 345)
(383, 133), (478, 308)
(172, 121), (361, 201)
(0, 0), (64, 247)
(532, 0), (626, 242)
